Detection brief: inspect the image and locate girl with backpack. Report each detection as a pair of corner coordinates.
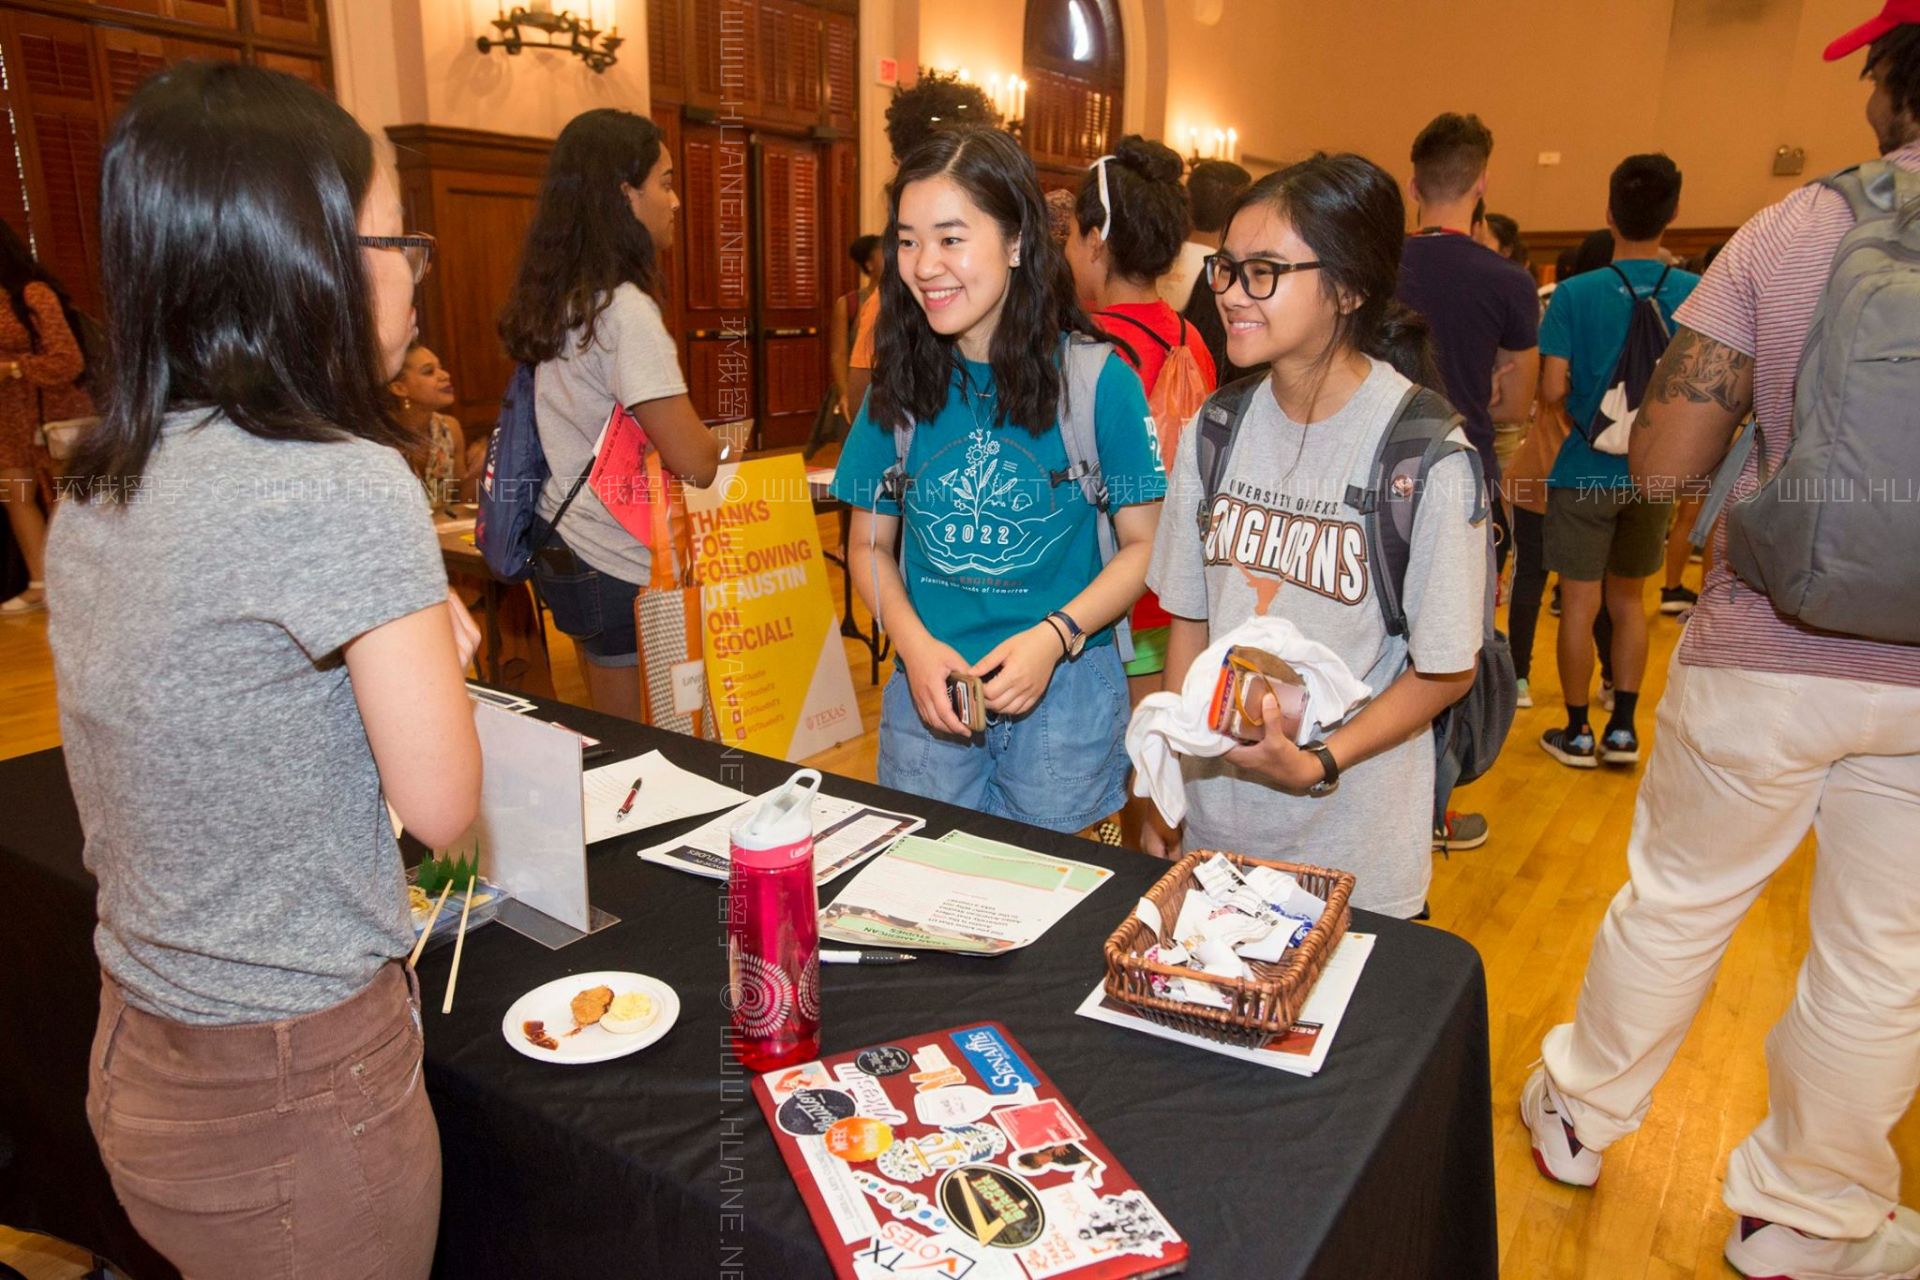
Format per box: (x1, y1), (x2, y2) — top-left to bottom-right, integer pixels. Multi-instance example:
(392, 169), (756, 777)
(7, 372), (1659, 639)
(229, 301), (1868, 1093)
(1065, 134), (1219, 703)
(499, 109), (720, 719)
(1143, 153), (1487, 917)
(832, 127), (1165, 832)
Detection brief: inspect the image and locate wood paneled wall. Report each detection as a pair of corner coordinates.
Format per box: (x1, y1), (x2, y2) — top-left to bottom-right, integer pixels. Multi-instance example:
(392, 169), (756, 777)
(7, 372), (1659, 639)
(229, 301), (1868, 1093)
(387, 125), (552, 434)
(0, 0), (332, 318)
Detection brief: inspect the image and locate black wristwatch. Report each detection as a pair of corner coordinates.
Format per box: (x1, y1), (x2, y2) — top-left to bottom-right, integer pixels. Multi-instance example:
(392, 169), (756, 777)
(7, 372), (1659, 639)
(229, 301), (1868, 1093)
(1045, 610), (1086, 659)
(1306, 742), (1340, 798)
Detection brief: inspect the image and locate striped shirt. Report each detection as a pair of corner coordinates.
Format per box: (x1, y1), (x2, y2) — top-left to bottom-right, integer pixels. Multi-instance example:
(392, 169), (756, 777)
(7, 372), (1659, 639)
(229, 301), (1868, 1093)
(1674, 139), (1920, 687)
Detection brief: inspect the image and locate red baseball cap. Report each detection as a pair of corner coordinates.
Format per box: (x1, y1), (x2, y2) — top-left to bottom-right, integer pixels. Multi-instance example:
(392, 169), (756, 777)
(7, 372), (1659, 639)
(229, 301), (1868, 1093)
(1825, 0), (1920, 61)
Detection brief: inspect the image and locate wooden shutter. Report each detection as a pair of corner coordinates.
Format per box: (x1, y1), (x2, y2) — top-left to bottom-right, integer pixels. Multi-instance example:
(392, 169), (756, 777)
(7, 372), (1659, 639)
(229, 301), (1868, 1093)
(247, 0), (320, 45)
(691, 0), (757, 112)
(648, 0), (685, 101)
(754, 0), (818, 122)
(823, 11), (855, 130)
(9, 14), (105, 315)
(758, 140), (817, 312)
(171, 0), (239, 31)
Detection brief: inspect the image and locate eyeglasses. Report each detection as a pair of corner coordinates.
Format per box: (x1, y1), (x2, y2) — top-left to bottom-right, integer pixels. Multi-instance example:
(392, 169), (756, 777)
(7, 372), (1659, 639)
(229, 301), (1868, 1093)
(1203, 252), (1323, 301)
(357, 232), (436, 284)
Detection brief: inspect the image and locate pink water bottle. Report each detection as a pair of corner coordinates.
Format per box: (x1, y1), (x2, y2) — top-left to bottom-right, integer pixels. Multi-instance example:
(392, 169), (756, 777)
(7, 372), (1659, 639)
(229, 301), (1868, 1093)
(727, 768), (823, 1072)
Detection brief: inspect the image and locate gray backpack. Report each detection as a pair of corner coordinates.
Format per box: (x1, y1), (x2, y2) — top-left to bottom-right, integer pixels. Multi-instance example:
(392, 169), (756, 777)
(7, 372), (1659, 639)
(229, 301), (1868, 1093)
(879, 335), (1134, 659)
(1723, 160), (1920, 644)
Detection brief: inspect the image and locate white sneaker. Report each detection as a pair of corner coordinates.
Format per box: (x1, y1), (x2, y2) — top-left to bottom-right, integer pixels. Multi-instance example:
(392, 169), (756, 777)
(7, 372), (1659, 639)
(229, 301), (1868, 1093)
(1725, 1206), (1920, 1280)
(0, 581), (44, 614)
(1520, 1066), (1601, 1187)
(1516, 678), (1533, 709)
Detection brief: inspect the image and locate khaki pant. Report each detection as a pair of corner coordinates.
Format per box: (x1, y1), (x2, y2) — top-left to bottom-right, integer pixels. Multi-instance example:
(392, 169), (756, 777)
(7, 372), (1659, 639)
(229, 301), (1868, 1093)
(1543, 655), (1920, 1237)
(87, 962), (441, 1279)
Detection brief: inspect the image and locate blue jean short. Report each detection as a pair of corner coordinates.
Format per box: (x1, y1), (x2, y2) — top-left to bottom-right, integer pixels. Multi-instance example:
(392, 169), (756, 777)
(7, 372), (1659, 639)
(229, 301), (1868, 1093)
(529, 546), (640, 668)
(877, 642), (1130, 832)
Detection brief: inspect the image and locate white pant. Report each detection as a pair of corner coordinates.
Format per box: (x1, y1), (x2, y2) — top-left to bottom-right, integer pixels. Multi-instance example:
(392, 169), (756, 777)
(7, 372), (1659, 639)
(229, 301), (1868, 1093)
(1543, 654), (1920, 1238)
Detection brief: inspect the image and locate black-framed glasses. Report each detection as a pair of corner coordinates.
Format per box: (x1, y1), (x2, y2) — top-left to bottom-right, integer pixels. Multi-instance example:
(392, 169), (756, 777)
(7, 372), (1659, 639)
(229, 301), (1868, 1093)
(357, 232), (436, 284)
(1203, 252), (1323, 300)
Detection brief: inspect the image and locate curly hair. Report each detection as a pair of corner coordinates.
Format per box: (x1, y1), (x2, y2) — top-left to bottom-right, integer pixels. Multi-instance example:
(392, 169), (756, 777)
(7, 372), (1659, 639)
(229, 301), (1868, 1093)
(498, 110), (666, 365)
(885, 71), (1002, 162)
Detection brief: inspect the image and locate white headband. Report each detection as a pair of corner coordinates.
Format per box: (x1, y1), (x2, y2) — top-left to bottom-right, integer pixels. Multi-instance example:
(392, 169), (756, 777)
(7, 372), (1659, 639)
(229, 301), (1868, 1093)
(1093, 154), (1116, 242)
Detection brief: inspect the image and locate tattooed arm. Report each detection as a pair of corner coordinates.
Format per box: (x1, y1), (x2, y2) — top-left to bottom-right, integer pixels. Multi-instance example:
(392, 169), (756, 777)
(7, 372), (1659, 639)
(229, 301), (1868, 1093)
(1628, 326), (1754, 500)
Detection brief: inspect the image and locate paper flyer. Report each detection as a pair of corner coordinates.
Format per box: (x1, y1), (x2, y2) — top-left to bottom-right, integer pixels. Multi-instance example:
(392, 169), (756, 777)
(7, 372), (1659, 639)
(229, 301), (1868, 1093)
(817, 835), (1112, 955)
(637, 788), (924, 886)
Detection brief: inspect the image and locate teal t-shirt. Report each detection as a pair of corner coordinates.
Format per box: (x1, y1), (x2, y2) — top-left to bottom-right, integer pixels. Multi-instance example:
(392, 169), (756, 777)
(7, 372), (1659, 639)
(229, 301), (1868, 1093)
(1540, 259), (1699, 489)
(830, 347), (1164, 664)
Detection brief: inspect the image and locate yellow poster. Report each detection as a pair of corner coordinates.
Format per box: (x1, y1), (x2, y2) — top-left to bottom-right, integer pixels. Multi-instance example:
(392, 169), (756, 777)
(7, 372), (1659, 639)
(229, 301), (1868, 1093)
(686, 454), (863, 760)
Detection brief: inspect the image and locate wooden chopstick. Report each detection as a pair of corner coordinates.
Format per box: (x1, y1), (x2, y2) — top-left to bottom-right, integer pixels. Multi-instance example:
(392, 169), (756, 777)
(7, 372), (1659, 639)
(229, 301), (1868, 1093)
(407, 879), (456, 970)
(441, 876), (477, 1014)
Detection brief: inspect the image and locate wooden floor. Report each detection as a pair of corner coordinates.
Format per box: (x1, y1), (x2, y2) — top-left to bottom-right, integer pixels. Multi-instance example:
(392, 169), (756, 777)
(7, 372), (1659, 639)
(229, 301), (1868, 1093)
(5, 511), (1917, 1280)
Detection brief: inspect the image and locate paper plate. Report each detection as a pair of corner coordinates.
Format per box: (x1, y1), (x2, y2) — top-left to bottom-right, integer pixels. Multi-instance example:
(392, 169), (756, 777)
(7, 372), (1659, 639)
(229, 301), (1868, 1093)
(500, 971), (680, 1064)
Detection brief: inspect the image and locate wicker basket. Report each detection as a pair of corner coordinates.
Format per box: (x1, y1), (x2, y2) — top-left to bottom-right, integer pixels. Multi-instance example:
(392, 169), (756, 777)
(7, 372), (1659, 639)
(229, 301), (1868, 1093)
(1102, 850), (1355, 1048)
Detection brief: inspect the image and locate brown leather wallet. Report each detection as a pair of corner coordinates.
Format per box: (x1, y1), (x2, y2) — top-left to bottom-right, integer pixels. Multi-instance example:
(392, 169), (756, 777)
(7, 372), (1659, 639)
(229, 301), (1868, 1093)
(1208, 646), (1309, 743)
(947, 672), (987, 733)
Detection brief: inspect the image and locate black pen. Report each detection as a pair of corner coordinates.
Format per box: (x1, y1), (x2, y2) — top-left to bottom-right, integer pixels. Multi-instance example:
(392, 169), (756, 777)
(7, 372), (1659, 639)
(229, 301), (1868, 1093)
(583, 745), (616, 764)
(820, 949), (917, 965)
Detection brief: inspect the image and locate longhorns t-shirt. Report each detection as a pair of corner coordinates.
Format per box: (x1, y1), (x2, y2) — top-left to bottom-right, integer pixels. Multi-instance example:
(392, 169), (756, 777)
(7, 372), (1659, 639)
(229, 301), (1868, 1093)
(1146, 358), (1486, 917)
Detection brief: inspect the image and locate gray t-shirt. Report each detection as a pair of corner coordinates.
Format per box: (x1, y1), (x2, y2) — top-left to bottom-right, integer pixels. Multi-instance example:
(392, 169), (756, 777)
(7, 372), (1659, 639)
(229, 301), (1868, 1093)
(1146, 359), (1485, 917)
(47, 412), (448, 1024)
(535, 284), (688, 583)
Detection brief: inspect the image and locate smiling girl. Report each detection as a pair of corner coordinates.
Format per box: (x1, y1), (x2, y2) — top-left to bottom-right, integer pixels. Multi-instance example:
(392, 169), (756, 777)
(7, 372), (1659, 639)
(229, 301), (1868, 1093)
(1144, 154), (1486, 917)
(831, 128), (1165, 831)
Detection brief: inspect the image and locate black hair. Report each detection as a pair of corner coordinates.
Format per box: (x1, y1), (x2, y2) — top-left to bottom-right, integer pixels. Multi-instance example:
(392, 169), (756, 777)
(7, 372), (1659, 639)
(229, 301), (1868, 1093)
(1608, 153), (1682, 241)
(1411, 112), (1493, 203)
(1571, 228), (1614, 275)
(71, 62), (409, 497)
(1187, 159), (1252, 234)
(1223, 152), (1439, 391)
(1072, 134), (1190, 283)
(1554, 245), (1580, 282)
(1484, 212), (1524, 260)
(869, 127), (1103, 438)
(1865, 25), (1920, 128)
(884, 72), (1001, 162)
(500, 109), (666, 365)
(850, 233), (883, 269)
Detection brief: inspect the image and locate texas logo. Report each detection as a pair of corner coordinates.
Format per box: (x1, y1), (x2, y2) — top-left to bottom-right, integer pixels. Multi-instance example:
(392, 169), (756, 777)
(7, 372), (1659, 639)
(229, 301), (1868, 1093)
(1203, 495), (1369, 607)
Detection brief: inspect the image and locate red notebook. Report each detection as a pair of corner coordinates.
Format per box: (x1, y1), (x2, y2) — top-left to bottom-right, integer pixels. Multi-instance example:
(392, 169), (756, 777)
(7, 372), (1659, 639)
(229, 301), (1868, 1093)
(753, 1022), (1188, 1280)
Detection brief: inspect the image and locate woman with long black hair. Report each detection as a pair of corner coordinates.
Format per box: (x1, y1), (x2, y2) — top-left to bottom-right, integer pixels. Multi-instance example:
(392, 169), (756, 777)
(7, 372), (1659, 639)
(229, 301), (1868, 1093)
(832, 127), (1164, 831)
(499, 109), (720, 719)
(49, 62), (481, 1277)
(1144, 153), (1486, 917)
(0, 221), (92, 612)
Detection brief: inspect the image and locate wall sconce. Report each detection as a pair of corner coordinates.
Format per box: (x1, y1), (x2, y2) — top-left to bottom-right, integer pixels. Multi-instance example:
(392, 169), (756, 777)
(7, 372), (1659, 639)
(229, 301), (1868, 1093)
(943, 67), (1026, 139)
(477, 1), (622, 74)
(1185, 126), (1239, 164)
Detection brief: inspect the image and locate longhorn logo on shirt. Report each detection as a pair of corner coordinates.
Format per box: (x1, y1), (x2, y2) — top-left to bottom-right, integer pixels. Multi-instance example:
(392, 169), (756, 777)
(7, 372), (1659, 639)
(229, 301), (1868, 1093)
(1203, 494), (1369, 607)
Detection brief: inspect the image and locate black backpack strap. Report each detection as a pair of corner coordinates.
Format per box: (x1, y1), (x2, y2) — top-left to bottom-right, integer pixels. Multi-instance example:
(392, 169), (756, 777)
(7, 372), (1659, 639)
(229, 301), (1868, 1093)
(1096, 308), (1175, 353)
(1192, 373), (1266, 539)
(1350, 386), (1485, 639)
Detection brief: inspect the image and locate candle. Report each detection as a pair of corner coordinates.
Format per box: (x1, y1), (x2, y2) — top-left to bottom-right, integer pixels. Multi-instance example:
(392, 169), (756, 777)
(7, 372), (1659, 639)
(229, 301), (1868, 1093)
(1227, 128), (1238, 162)
(1015, 78), (1026, 121)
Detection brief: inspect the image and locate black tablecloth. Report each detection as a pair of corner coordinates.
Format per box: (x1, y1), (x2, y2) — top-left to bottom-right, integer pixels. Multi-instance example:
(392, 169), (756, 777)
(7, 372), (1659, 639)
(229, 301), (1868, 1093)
(1, 700), (1496, 1280)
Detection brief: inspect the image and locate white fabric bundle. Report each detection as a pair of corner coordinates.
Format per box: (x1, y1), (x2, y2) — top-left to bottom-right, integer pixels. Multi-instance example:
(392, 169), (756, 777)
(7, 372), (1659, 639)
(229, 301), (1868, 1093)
(1125, 616), (1372, 826)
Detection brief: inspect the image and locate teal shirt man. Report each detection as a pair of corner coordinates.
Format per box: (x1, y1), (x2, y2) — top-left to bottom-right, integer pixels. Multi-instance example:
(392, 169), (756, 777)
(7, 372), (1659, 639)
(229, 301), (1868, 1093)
(1540, 259), (1699, 489)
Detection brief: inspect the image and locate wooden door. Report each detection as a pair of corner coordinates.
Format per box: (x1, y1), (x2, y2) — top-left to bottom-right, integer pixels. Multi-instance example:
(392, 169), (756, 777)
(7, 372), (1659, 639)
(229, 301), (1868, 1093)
(752, 133), (825, 448)
(676, 119), (754, 425)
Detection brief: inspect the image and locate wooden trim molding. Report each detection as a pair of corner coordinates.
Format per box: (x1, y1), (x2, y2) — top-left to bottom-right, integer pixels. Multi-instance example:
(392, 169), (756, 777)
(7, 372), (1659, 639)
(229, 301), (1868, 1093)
(385, 124), (554, 180)
(1523, 226), (1740, 268)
